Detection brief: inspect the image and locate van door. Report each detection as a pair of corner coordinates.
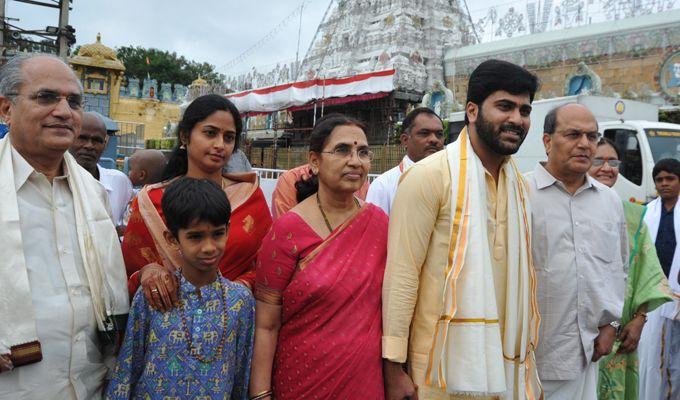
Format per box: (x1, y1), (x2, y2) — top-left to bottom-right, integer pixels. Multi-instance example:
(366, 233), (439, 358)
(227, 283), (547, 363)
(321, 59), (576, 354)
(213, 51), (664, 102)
(602, 127), (647, 203)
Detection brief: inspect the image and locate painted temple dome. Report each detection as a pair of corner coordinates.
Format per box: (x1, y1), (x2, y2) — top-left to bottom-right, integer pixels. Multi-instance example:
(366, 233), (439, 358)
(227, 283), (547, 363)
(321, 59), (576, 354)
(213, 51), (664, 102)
(190, 76), (209, 87)
(69, 33), (125, 71)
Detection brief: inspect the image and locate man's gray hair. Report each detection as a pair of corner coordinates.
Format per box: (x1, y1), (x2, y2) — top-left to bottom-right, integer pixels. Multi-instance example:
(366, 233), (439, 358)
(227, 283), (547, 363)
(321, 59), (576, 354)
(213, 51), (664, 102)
(543, 106), (561, 135)
(0, 53), (82, 97)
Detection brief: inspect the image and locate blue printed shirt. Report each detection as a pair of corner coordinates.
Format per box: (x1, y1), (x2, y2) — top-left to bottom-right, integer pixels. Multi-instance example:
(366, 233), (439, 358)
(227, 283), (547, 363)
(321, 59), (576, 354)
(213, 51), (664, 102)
(105, 274), (255, 400)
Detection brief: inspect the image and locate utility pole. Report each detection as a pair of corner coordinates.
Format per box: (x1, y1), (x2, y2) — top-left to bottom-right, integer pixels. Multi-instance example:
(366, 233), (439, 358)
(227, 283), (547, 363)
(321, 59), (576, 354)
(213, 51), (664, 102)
(57, 0), (69, 58)
(0, 0), (5, 52)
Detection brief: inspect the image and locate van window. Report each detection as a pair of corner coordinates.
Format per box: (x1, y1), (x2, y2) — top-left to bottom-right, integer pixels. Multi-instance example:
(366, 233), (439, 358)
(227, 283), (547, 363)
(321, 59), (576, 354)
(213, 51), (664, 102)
(603, 129), (642, 185)
(645, 129), (680, 162)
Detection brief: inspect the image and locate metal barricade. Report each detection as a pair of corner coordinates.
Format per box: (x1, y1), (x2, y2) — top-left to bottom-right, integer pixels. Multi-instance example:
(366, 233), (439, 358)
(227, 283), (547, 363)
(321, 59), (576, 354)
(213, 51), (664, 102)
(115, 121), (146, 158)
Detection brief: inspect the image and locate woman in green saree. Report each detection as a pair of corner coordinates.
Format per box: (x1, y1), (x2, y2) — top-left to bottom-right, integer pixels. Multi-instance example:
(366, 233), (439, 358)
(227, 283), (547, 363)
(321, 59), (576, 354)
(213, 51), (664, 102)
(589, 138), (673, 400)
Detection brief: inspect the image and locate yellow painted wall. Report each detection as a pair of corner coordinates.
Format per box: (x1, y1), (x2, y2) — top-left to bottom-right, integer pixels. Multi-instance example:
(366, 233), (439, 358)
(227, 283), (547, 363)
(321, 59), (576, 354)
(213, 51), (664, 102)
(447, 52), (666, 105)
(110, 97), (180, 139)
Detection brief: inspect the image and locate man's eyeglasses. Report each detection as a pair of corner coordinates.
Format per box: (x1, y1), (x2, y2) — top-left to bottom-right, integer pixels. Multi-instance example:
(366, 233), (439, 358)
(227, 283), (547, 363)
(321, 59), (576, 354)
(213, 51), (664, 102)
(559, 129), (602, 143)
(321, 146), (374, 162)
(592, 158), (622, 168)
(8, 90), (84, 111)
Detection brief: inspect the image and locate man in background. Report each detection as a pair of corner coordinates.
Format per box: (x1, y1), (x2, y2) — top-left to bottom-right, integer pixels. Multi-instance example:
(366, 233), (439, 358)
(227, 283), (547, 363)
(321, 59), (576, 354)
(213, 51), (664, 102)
(69, 111), (133, 230)
(366, 107), (444, 215)
(639, 158), (680, 400)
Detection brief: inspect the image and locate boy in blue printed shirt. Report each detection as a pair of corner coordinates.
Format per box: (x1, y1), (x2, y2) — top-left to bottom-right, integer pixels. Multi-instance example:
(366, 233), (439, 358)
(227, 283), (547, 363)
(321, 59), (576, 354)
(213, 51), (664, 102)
(106, 177), (254, 400)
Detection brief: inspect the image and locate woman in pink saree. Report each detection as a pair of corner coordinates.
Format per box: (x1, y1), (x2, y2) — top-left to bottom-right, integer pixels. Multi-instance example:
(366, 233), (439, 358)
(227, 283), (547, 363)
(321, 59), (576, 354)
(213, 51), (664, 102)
(249, 114), (388, 400)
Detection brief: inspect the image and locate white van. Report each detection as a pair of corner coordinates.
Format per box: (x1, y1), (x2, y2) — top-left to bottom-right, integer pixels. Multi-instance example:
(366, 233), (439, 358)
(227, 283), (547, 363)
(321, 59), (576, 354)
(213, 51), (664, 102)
(449, 95), (680, 203)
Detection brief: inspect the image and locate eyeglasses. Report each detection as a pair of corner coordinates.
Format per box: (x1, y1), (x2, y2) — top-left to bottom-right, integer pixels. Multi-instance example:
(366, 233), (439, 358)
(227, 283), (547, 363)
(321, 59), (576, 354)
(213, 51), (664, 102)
(8, 90), (84, 110)
(592, 158), (622, 168)
(558, 129), (602, 143)
(321, 146), (374, 162)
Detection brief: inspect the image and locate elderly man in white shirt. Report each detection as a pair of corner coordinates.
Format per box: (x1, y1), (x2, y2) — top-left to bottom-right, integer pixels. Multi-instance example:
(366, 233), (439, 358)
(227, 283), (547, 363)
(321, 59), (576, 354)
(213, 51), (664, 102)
(366, 107), (444, 215)
(0, 54), (129, 399)
(69, 111), (133, 231)
(526, 103), (628, 400)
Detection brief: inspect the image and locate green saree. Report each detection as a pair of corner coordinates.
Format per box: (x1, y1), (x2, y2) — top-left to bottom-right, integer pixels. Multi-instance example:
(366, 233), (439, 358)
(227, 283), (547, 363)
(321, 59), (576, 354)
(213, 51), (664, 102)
(598, 202), (673, 400)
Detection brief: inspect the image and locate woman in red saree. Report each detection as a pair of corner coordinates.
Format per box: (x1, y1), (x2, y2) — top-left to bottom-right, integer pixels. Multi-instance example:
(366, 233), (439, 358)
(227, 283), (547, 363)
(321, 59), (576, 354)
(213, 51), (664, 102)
(122, 94), (272, 307)
(249, 114), (388, 400)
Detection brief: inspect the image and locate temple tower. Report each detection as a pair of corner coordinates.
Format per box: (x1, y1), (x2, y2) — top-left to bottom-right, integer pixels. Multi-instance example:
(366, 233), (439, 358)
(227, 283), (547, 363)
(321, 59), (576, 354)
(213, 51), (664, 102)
(298, 0), (474, 94)
(69, 33), (126, 117)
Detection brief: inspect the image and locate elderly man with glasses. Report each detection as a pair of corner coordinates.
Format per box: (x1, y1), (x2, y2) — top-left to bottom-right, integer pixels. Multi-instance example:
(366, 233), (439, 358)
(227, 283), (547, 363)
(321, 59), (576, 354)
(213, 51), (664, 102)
(525, 103), (629, 400)
(0, 54), (128, 399)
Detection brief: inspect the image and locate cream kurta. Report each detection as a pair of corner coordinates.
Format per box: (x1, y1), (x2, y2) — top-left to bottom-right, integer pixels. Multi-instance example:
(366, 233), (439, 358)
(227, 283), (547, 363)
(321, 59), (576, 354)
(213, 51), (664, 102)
(0, 147), (111, 400)
(382, 149), (509, 398)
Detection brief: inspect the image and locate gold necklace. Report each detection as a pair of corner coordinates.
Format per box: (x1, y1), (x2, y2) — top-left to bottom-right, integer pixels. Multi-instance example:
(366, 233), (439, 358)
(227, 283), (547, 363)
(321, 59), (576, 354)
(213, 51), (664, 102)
(178, 277), (229, 364)
(316, 192), (360, 233)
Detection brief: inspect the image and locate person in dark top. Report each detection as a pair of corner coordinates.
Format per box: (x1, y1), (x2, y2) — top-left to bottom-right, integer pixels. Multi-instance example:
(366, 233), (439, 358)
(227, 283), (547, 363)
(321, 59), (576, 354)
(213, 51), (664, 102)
(640, 158), (680, 400)
(650, 159), (679, 280)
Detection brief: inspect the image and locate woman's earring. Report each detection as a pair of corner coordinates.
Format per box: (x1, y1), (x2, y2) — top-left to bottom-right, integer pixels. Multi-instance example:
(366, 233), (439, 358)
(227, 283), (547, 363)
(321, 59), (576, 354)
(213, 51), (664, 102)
(179, 143), (186, 150)
(311, 166), (318, 175)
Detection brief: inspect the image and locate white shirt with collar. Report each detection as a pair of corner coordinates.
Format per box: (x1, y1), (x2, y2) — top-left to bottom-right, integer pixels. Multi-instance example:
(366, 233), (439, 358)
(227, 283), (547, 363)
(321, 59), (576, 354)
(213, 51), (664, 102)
(97, 165), (133, 227)
(366, 155), (414, 215)
(0, 147), (110, 400)
(525, 163), (628, 382)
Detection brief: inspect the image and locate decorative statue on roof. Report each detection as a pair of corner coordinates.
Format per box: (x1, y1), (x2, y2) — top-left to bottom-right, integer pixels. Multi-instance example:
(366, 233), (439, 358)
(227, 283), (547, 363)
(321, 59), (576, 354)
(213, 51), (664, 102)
(565, 61), (602, 96)
(142, 78), (158, 99)
(160, 83), (173, 102)
(173, 84), (187, 102)
(421, 80), (454, 119)
(128, 77), (140, 98)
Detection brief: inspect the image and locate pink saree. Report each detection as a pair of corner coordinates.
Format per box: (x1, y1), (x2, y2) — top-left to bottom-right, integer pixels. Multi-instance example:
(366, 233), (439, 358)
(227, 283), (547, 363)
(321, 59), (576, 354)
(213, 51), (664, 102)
(255, 203), (388, 400)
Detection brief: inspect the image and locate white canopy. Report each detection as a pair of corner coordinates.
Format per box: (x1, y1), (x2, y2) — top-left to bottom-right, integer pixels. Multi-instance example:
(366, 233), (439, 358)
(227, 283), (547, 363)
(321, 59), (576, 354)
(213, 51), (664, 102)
(226, 69), (395, 113)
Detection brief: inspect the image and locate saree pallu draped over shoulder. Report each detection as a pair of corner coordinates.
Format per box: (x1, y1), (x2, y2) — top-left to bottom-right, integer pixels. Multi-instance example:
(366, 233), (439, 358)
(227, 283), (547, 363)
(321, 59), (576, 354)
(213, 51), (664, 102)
(122, 172), (272, 292)
(255, 203), (388, 400)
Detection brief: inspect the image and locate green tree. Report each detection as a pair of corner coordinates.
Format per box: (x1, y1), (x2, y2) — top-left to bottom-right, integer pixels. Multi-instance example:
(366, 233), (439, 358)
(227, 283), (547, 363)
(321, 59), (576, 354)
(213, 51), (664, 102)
(116, 46), (224, 86)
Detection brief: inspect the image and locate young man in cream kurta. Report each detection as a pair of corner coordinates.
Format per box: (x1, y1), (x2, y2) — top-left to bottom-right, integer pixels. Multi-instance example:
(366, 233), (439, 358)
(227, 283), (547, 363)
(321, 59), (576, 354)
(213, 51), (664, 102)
(383, 60), (541, 400)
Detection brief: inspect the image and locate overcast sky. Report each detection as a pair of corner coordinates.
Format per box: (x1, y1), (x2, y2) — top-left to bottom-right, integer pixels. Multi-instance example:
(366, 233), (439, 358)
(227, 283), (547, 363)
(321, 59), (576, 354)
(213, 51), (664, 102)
(7, 0), (676, 78)
(7, 0), (332, 76)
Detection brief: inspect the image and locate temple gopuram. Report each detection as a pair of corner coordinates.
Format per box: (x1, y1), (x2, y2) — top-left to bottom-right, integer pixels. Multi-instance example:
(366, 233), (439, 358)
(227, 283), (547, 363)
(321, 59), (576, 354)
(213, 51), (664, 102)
(68, 34), (186, 149)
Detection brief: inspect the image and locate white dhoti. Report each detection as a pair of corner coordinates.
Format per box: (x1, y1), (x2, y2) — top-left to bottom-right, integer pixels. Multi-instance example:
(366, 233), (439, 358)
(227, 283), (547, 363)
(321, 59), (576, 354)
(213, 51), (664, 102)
(541, 362), (598, 400)
(639, 307), (664, 400)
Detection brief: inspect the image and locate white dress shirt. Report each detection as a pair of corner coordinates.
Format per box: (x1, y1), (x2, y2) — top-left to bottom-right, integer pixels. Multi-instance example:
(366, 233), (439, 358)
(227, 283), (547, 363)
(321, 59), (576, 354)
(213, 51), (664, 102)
(526, 163), (628, 381)
(366, 155), (413, 215)
(0, 148), (109, 400)
(97, 165), (133, 227)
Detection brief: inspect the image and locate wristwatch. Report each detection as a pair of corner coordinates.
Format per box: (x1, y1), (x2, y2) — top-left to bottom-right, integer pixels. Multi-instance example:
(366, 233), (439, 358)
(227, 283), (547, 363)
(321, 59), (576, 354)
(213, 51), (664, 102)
(610, 321), (621, 335)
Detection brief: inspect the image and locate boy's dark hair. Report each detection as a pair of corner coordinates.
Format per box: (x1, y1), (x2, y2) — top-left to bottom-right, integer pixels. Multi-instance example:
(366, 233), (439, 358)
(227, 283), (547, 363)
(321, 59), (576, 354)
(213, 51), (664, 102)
(402, 107), (442, 134)
(161, 177), (232, 238)
(465, 59), (539, 124)
(652, 158), (680, 180)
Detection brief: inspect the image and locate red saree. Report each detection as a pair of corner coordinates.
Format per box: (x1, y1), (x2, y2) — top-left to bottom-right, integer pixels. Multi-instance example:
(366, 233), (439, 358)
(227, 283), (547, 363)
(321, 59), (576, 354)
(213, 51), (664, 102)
(255, 203), (388, 399)
(122, 173), (272, 292)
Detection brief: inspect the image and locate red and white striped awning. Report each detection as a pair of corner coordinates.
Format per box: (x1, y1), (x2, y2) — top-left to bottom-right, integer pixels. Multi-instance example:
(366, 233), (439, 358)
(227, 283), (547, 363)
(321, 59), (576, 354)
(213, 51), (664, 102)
(226, 69), (395, 114)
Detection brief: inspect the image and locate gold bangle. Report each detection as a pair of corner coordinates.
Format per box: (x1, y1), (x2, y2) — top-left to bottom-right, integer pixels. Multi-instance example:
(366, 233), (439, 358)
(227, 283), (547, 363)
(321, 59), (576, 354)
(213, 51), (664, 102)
(250, 390), (273, 400)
